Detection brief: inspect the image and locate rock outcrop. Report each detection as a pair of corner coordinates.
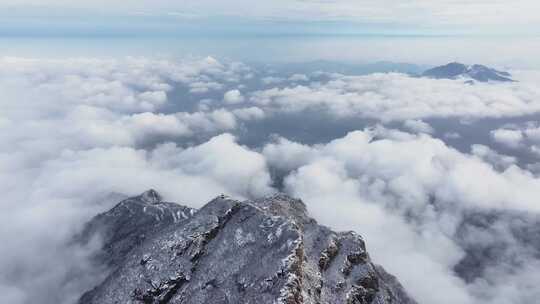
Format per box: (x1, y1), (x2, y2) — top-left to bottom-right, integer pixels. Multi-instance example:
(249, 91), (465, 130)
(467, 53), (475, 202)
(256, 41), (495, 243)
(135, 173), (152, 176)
(78, 190), (417, 304)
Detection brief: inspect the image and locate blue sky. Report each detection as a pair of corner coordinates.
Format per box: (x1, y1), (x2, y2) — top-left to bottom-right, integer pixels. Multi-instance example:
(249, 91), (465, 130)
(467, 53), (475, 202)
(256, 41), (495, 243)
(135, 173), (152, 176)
(1, 0), (540, 37)
(0, 1), (539, 67)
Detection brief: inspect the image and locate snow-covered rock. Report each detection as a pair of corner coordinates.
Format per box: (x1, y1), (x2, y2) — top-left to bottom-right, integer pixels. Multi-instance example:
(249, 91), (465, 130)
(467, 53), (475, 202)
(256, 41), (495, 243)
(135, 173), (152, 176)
(78, 191), (416, 304)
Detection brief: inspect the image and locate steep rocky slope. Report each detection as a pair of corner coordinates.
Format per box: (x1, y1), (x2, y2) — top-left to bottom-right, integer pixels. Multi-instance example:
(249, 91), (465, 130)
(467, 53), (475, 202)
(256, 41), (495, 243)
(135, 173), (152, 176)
(78, 190), (417, 304)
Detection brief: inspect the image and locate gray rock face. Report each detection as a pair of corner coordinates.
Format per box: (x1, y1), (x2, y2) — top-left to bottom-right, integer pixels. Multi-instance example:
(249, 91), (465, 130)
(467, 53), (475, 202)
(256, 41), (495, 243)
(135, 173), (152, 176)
(78, 191), (416, 304)
(78, 190), (196, 268)
(422, 62), (515, 82)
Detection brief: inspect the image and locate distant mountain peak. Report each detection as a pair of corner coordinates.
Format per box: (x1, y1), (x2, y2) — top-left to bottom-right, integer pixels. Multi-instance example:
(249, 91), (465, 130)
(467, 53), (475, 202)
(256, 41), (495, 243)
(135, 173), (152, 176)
(422, 62), (515, 82)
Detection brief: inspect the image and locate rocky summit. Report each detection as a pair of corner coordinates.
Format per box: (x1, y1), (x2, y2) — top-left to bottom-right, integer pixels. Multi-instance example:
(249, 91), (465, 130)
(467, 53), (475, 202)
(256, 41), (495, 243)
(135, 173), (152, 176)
(77, 190), (417, 304)
(422, 62), (515, 82)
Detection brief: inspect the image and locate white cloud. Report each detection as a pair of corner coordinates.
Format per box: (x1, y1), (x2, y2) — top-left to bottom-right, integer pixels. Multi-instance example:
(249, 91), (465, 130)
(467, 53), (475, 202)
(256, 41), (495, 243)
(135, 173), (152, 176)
(267, 129), (540, 213)
(3, 55), (540, 304)
(524, 125), (540, 142)
(249, 72), (540, 122)
(261, 76), (285, 85)
(0, 56), (247, 113)
(232, 106), (266, 121)
(0, 103), (241, 158)
(444, 132), (462, 139)
(531, 145), (540, 157)
(471, 144), (517, 171)
(491, 129), (524, 149)
(289, 73), (309, 82)
(0, 56), (260, 154)
(0, 134), (273, 304)
(223, 89), (245, 104)
(263, 128), (540, 304)
(403, 119), (435, 134)
(283, 157), (473, 304)
(0, 56), (267, 304)
(491, 122), (540, 155)
(262, 136), (316, 172)
(189, 81), (224, 94)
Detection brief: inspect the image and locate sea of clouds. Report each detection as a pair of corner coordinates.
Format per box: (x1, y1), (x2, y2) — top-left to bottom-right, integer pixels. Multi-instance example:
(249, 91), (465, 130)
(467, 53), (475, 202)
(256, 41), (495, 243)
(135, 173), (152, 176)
(1, 56), (540, 304)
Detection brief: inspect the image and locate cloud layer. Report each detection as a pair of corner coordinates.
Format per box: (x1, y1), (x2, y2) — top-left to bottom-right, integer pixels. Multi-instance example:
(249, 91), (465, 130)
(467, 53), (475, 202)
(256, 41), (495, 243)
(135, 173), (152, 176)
(491, 122), (540, 158)
(2, 56), (540, 304)
(263, 128), (540, 304)
(0, 56), (271, 304)
(249, 72), (540, 122)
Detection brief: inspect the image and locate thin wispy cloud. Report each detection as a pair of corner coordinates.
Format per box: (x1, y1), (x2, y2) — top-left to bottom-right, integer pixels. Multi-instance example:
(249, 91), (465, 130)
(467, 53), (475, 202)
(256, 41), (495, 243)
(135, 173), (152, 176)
(1, 0), (540, 34)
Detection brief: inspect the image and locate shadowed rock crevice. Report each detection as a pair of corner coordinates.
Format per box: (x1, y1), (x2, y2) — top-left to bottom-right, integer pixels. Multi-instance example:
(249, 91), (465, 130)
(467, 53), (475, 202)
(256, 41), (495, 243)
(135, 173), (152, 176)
(78, 191), (417, 304)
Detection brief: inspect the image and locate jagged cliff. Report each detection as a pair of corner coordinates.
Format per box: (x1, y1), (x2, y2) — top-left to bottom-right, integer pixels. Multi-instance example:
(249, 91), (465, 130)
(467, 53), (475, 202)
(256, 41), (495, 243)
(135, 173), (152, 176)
(78, 190), (417, 304)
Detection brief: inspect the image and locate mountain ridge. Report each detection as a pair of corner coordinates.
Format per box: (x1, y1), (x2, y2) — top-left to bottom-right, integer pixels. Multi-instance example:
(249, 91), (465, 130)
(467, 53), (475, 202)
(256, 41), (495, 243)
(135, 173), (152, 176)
(77, 190), (417, 304)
